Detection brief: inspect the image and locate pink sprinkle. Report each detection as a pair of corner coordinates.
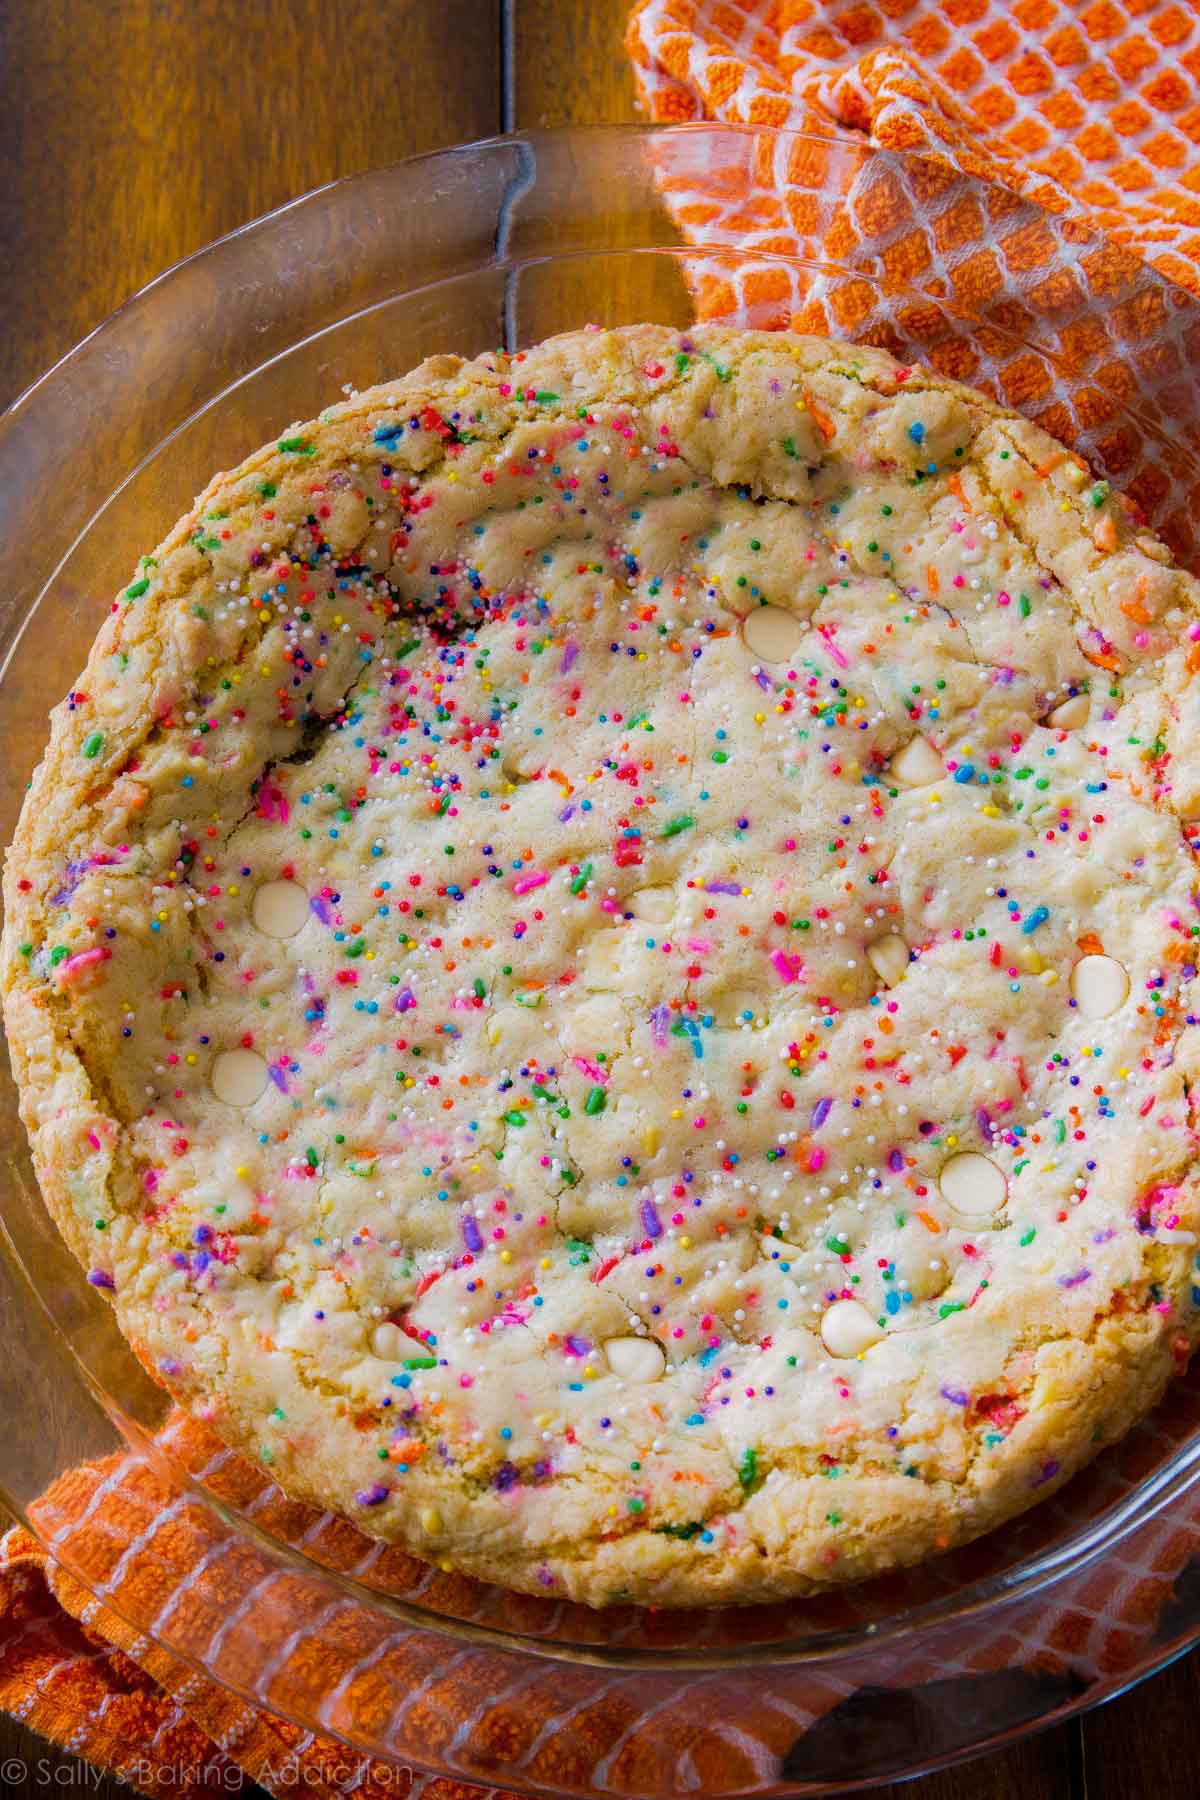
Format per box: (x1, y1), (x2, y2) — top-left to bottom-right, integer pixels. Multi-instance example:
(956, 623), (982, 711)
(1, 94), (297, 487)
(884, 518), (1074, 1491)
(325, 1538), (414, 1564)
(55, 946), (111, 988)
(771, 949), (804, 984)
(819, 629), (849, 669)
(255, 780), (289, 823)
(573, 1055), (607, 1084)
(512, 870), (550, 896)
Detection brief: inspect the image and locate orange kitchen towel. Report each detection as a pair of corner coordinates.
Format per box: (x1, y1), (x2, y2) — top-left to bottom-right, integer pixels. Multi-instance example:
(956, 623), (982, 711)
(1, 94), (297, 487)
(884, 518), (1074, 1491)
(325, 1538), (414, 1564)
(0, 1419), (524, 1800)
(626, 0), (1200, 570)
(627, 0), (1200, 298)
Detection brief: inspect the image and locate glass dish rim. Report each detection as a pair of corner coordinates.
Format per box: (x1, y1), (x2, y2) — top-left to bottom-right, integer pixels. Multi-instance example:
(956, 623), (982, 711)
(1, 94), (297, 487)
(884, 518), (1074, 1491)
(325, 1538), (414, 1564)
(1, 122), (1200, 1680)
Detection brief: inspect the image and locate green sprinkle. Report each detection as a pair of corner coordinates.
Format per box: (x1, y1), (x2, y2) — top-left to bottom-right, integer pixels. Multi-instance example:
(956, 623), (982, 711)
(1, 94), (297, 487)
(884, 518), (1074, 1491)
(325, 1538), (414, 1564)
(661, 813), (695, 838)
(125, 578), (150, 600)
(402, 1357), (437, 1371)
(737, 1447), (761, 1493)
(81, 732), (104, 759)
(570, 862), (593, 894)
(584, 1086), (608, 1116)
(278, 437), (315, 455)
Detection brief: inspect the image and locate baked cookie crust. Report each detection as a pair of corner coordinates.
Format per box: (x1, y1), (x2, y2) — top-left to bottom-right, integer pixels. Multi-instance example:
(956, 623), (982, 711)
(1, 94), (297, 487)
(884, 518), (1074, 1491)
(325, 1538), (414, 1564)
(6, 325), (1200, 1607)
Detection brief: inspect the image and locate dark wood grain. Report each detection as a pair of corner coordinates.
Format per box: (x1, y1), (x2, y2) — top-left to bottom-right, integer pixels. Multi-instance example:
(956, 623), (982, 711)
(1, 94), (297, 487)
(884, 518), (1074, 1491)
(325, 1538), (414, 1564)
(0, 0), (501, 409)
(0, 4), (1193, 1799)
(509, 0), (639, 126)
(1078, 1646), (1200, 1800)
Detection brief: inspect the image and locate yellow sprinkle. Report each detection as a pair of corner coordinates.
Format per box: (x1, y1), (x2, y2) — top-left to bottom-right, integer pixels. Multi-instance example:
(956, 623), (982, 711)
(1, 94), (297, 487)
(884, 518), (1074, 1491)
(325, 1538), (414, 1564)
(642, 1126), (659, 1156)
(608, 1504), (618, 1517)
(500, 1249), (512, 1263)
(671, 1107), (683, 1119)
(185, 1053), (197, 1065)
(540, 1256), (552, 1269)
(929, 792), (942, 805)
(754, 711), (765, 723)
(235, 1166), (248, 1178)
(679, 1235), (692, 1249)
(258, 609), (271, 623)
(227, 883), (240, 896)
(981, 803), (1000, 817)
(583, 1365), (597, 1380)
(945, 1134), (957, 1147)
(1039, 970), (1059, 985)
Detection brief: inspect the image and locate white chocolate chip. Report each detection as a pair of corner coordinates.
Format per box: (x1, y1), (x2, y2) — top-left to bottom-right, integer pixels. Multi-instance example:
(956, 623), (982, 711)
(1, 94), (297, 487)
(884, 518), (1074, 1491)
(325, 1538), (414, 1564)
(251, 878), (310, 937)
(1047, 694), (1089, 730)
(743, 604), (803, 664)
(371, 1322), (405, 1360)
(938, 1151), (1007, 1215)
(604, 1336), (666, 1382)
(889, 735), (944, 787)
(866, 934), (909, 987)
(210, 1048), (268, 1107)
(820, 1299), (884, 1358)
(1071, 953), (1129, 1019)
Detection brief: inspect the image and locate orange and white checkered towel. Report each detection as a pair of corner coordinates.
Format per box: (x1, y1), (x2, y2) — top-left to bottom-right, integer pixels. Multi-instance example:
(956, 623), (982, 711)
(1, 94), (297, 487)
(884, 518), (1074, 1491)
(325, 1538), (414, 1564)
(628, 0), (1200, 296)
(626, 0), (1200, 569)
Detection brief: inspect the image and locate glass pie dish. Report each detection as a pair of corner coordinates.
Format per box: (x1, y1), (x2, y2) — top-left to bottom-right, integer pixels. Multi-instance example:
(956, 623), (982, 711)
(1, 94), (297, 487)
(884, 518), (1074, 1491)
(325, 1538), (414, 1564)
(4, 123), (1200, 1795)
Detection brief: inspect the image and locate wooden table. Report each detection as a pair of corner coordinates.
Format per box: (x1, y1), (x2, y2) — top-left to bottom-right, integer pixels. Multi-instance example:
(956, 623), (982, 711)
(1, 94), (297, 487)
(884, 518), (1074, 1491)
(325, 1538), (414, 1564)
(0, 3), (1197, 1795)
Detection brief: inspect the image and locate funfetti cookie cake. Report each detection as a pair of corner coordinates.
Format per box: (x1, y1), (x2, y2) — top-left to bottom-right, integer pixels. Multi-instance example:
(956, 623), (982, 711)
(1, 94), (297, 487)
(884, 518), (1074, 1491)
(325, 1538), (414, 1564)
(6, 324), (1200, 1608)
